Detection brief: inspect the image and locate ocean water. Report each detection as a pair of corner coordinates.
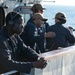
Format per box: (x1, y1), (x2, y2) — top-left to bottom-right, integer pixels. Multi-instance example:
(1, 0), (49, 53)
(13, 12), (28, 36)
(42, 3), (75, 29)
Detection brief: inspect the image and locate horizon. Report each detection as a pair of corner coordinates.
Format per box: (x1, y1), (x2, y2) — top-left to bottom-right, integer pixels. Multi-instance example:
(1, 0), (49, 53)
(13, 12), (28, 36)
(43, 0), (75, 6)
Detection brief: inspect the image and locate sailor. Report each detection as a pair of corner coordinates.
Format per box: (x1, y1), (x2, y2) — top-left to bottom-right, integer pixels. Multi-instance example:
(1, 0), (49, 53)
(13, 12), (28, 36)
(20, 13), (55, 53)
(31, 4), (50, 50)
(0, 11), (47, 74)
(46, 12), (75, 51)
(20, 4), (55, 53)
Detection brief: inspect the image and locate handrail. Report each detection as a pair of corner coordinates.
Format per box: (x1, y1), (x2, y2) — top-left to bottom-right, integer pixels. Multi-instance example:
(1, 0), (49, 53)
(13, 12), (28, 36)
(40, 45), (75, 60)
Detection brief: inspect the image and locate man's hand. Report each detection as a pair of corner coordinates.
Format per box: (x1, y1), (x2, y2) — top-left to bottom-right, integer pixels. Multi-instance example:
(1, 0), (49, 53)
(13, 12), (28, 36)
(67, 26), (73, 34)
(45, 32), (56, 38)
(33, 57), (47, 69)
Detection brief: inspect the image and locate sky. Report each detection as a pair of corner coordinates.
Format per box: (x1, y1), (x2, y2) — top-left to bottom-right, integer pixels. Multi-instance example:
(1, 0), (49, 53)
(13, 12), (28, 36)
(43, 0), (75, 6)
(55, 0), (75, 6)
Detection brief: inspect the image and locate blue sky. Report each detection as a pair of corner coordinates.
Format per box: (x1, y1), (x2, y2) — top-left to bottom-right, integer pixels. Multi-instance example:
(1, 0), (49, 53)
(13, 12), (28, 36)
(55, 0), (75, 5)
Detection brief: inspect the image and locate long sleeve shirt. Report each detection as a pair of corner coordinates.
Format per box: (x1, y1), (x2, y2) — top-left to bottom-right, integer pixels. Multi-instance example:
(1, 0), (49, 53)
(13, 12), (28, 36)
(46, 22), (75, 50)
(0, 26), (39, 74)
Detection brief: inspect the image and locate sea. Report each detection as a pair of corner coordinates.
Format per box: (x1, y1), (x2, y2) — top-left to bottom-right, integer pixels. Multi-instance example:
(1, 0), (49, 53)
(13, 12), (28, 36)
(42, 3), (75, 29)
